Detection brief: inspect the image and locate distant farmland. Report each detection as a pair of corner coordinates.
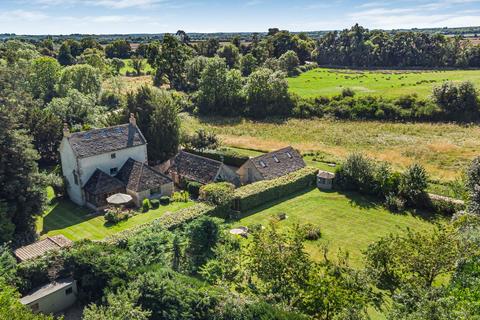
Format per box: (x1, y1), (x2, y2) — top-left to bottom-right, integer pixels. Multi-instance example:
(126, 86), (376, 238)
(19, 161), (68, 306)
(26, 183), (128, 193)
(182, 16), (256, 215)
(288, 68), (480, 98)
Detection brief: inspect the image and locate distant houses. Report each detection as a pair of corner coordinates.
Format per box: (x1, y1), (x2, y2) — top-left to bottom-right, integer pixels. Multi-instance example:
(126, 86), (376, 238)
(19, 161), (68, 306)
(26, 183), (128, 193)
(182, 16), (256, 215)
(59, 114), (173, 209)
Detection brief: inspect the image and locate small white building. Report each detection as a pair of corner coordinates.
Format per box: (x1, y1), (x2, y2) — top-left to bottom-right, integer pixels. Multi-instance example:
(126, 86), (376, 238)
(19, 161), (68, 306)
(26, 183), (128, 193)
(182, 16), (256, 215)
(317, 171), (335, 190)
(60, 114), (173, 209)
(21, 278), (77, 315)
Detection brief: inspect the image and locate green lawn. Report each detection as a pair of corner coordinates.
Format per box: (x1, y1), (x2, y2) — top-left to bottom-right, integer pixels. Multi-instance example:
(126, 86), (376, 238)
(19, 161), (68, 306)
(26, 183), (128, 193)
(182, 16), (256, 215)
(36, 195), (193, 241)
(120, 58), (153, 75)
(234, 188), (441, 267)
(288, 68), (480, 98)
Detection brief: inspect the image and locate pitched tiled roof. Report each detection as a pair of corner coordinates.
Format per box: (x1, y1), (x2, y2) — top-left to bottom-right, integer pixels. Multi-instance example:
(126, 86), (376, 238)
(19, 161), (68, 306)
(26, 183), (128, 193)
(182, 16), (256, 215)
(14, 235), (72, 262)
(116, 158), (172, 192)
(250, 146), (306, 180)
(318, 171), (335, 179)
(167, 151), (222, 184)
(68, 124), (146, 158)
(84, 169), (125, 195)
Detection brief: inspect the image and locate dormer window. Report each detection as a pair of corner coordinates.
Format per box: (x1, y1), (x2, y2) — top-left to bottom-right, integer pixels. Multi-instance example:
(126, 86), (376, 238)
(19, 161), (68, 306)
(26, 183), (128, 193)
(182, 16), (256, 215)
(273, 156), (279, 163)
(111, 153), (116, 159)
(260, 161), (267, 168)
(110, 167), (118, 175)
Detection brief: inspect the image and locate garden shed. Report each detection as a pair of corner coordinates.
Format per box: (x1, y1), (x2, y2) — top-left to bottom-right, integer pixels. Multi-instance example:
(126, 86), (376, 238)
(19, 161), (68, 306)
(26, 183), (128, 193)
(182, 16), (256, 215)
(317, 171), (335, 190)
(21, 278), (77, 315)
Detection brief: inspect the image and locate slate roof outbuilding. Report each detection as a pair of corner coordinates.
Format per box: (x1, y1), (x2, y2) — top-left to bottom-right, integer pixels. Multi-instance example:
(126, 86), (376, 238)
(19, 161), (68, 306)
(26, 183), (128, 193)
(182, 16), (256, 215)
(83, 169), (125, 195)
(14, 235), (73, 262)
(67, 124), (146, 158)
(167, 151), (223, 184)
(116, 158), (172, 192)
(250, 146), (306, 180)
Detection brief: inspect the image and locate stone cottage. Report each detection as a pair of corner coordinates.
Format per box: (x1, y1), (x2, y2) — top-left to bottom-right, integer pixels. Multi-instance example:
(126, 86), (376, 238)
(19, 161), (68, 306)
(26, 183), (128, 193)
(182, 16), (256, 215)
(237, 146), (306, 184)
(59, 114), (173, 209)
(162, 150), (240, 186)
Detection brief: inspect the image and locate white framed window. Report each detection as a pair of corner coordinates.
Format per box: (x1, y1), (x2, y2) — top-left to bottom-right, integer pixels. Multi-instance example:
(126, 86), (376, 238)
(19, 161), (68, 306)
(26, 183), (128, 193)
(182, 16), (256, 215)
(110, 167), (118, 175)
(65, 287), (73, 295)
(111, 153), (116, 159)
(286, 152), (292, 159)
(273, 156), (279, 163)
(260, 161), (267, 168)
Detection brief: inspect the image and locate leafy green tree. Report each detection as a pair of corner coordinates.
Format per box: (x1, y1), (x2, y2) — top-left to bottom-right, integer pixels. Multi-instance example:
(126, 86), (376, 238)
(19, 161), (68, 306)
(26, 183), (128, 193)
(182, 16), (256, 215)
(216, 43), (240, 69)
(129, 55), (144, 76)
(195, 38), (220, 57)
(183, 129), (219, 151)
(0, 243), (17, 284)
(278, 50), (300, 76)
(127, 225), (172, 267)
(127, 86), (180, 162)
(132, 268), (220, 320)
(57, 41), (75, 66)
(0, 278), (54, 320)
(185, 56), (210, 91)
(244, 67), (291, 118)
(365, 225), (461, 293)
(185, 216), (223, 273)
(105, 39), (131, 59)
(83, 289), (151, 320)
(78, 48), (109, 75)
(0, 106), (46, 244)
(110, 58), (125, 75)
(240, 53), (258, 76)
(29, 56), (61, 102)
(398, 163), (428, 207)
(433, 81), (480, 121)
(24, 107), (63, 164)
(80, 38), (102, 51)
(151, 34), (193, 90)
(46, 89), (101, 126)
(467, 156), (480, 214)
(2, 40), (39, 65)
(0, 205), (15, 245)
(246, 224), (311, 306)
(197, 57), (244, 116)
(57, 64), (102, 98)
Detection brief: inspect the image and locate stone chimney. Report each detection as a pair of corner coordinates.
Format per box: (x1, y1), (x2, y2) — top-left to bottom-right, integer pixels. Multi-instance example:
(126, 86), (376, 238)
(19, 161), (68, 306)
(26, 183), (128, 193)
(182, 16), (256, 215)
(63, 123), (71, 138)
(129, 113), (137, 127)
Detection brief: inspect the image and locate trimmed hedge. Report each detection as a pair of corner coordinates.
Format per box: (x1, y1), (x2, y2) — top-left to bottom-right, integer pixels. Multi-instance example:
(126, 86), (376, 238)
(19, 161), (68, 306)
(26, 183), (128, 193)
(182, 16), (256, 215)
(184, 148), (249, 167)
(233, 167), (318, 212)
(105, 203), (216, 244)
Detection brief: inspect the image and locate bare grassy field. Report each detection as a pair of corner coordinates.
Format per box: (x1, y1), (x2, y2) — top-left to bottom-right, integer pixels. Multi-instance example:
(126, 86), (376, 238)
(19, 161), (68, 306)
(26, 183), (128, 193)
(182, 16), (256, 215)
(103, 75), (152, 94)
(183, 114), (480, 181)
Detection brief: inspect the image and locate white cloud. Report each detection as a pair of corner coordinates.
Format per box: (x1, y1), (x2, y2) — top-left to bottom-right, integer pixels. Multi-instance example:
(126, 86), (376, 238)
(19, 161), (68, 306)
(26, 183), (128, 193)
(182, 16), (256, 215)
(0, 9), (48, 21)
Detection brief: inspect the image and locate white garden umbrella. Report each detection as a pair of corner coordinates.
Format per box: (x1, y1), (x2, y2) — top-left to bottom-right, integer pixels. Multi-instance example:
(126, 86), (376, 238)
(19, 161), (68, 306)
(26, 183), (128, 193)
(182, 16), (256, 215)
(106, 193), (132, 205)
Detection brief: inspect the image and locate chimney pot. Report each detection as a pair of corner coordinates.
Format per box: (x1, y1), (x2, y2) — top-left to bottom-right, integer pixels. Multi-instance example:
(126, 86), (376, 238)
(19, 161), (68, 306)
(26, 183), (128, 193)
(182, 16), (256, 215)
(63, 123), (70, 137)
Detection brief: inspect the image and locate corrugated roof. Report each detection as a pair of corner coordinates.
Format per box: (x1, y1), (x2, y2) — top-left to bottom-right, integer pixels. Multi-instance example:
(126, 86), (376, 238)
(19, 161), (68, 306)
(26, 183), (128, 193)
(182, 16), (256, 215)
(68, 124), (146, 158)
(20, 278), (74, 305)
(14, 235), (72, 262)
(249, 146), (306, 180)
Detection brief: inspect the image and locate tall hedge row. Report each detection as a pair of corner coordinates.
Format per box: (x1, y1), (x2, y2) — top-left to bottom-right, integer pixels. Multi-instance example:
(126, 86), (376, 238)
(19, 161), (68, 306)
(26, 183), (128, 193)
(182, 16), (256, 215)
(233, 167), (318, 212)
(105, 203), (216, 244)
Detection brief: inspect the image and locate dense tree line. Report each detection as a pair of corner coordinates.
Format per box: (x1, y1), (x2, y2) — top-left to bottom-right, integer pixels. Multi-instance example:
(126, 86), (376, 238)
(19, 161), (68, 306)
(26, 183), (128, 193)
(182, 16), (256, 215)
(314, 24), (480, 68)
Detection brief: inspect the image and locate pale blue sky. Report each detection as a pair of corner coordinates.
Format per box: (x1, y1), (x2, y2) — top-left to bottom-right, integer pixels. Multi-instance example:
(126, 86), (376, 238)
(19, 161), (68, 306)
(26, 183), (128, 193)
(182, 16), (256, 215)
(1, 0), (480, 34)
